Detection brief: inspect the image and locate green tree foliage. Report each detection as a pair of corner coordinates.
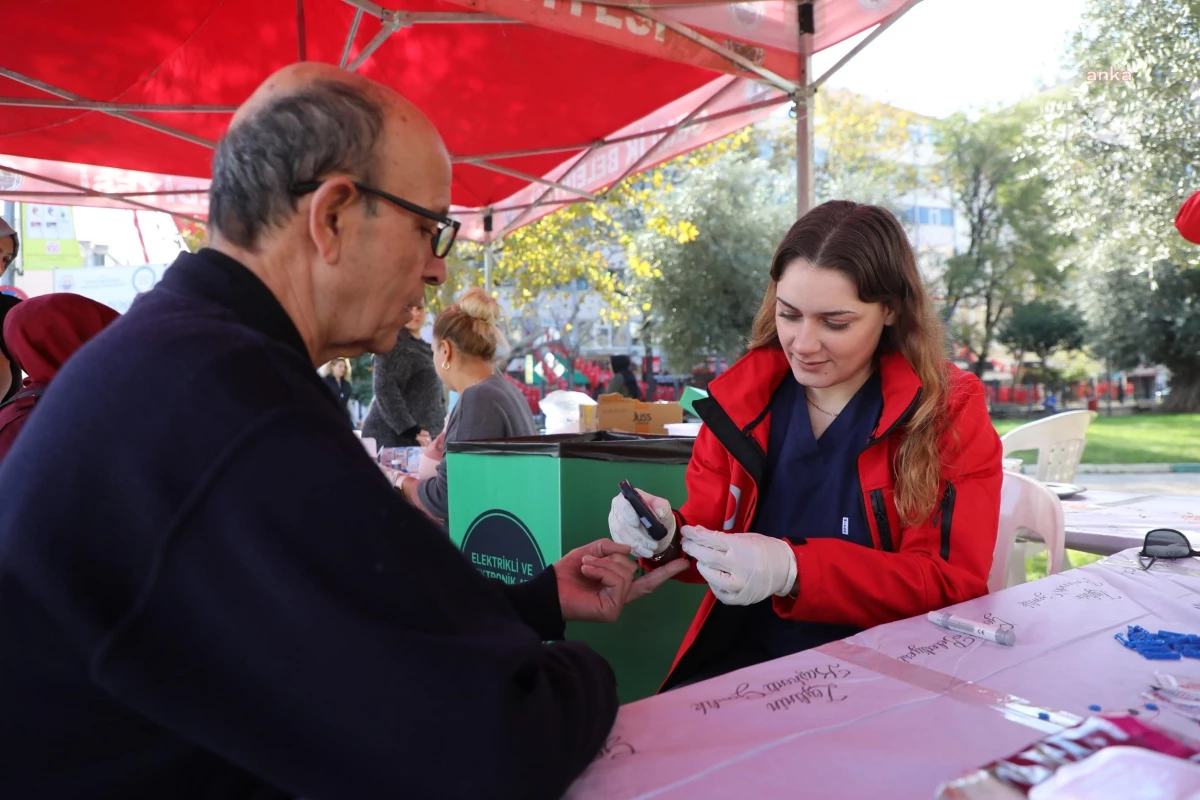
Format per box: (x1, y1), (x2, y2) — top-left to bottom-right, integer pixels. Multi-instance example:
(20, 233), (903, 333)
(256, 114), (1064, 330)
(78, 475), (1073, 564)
(633, 153), (793, 371)
(937, 105), (1069, 376)
(1089, 262), (1200, 411)
(998, 300), (1086, 367)
(1032, 0), (1200, 409)
(761, 89), (920, 210)
(430, 132), (751, 324)
(813, 89), (921, 208)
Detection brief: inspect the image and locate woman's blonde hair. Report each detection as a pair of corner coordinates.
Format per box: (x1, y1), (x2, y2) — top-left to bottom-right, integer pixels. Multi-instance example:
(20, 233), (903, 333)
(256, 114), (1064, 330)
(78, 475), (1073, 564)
(319, 357), (352, 380)
(433, 287), (509, 363)
(748, 201), (950, 527)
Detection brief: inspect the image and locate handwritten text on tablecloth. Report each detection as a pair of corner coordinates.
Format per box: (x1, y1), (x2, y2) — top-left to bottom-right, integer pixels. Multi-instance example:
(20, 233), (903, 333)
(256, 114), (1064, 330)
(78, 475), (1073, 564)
(1018, 575), (1122, 609)
(691, 664), (851, 715)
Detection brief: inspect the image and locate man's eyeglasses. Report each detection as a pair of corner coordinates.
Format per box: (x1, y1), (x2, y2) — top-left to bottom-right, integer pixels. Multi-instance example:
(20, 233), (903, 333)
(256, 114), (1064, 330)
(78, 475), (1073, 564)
(291, 180), (459, 259)
(1139, 528), (1200, 570)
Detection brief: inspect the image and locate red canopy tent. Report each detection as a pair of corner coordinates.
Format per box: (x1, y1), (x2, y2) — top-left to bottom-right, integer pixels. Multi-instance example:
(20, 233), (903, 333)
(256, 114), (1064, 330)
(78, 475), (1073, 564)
(0, 0), (923, 243)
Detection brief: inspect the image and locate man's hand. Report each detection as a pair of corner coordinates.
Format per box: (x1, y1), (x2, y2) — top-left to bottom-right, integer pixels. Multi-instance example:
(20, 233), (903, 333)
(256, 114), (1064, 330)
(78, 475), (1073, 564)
(416, 430), (433, 448)
(554, 539), (690, 623)
(397, 475), (441, 523)
(680, 526), (797, 606)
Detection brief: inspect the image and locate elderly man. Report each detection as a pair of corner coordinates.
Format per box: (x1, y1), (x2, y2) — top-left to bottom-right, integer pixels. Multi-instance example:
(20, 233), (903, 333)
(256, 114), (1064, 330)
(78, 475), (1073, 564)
(0, 64), (685, 799)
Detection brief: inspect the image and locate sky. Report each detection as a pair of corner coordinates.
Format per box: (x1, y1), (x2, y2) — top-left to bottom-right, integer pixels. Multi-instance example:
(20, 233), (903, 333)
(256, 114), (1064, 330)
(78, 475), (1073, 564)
(812, 0), (1090, 118)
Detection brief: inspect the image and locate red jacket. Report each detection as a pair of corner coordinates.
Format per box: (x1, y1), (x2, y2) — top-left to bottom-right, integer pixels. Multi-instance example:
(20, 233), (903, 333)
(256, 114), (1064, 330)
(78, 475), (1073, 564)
(655, 346), (1002, 688)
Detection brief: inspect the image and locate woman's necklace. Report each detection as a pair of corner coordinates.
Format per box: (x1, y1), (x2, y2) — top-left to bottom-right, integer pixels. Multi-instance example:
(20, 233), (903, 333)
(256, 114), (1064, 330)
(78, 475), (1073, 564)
(805, 392), (841, 418)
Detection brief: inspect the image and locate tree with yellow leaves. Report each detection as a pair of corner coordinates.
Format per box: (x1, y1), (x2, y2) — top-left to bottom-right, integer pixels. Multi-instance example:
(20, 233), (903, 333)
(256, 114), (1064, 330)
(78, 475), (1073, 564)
(760, 89), (922, 208)
(632, 150), (793, 373)
(428, 130), (752, 362)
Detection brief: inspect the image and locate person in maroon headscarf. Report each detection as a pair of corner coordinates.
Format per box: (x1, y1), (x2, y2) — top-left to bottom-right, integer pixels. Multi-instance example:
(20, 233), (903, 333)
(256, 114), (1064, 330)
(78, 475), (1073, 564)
(0, 293), (21, 402)
(0, 293), (119, 462)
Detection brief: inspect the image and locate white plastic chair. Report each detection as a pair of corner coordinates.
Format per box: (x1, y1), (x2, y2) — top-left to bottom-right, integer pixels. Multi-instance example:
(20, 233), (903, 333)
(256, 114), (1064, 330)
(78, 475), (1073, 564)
(999, 410), (1097, 483)
(989, 472), (1067, 592)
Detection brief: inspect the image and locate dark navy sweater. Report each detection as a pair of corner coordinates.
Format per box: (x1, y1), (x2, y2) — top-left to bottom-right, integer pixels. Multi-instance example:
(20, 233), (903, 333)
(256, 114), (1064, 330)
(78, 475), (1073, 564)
(0, 249), (616, 800)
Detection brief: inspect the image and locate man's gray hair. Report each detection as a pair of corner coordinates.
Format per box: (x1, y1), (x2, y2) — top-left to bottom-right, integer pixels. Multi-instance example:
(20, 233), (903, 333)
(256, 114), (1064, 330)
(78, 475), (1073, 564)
(208, 80), (386, 250)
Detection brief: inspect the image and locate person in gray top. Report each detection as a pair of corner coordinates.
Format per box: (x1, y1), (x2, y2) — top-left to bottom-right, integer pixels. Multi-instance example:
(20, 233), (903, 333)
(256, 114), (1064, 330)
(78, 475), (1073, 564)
(362, 299), (445, 446)
(395, 287), (535, 522)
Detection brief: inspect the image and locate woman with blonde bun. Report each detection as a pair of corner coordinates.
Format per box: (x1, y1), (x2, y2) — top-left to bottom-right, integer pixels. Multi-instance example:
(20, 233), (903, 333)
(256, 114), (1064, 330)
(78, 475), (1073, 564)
(396, 287), (536, 522)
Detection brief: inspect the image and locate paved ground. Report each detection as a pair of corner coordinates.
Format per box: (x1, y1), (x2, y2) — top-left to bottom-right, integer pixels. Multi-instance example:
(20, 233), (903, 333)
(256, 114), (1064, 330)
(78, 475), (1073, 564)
(1069, 472), (1200, 497)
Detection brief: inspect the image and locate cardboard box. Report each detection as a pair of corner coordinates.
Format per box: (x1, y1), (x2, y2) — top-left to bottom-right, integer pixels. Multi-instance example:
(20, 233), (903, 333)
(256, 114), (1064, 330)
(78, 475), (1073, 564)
(580, 393), (683, 435)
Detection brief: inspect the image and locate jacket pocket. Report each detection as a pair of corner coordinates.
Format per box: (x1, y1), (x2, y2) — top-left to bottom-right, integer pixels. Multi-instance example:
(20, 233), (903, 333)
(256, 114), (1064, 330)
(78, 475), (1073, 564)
(939, 482), (957, 561)
(869, 489), (894, 552)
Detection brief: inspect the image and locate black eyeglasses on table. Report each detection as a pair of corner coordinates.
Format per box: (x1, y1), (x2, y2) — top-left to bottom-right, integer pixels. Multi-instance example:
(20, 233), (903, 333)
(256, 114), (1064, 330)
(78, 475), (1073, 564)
(1139, 528), (1200, 570)
(291, 180), (460, 259)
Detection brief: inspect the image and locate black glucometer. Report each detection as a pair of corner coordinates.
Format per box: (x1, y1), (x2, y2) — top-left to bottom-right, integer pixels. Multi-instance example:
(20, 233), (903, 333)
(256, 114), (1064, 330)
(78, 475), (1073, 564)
(618, 480), (669, 541)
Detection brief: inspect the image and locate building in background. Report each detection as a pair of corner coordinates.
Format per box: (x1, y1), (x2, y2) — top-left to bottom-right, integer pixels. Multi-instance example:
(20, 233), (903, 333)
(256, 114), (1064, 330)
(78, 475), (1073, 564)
(0, 202), (185, 311)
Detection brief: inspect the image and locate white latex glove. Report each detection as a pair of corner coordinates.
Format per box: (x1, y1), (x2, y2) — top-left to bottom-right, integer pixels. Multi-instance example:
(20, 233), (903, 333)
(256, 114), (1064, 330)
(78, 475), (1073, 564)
(607, 490), (677, 559)
(680, 525), (797, 606)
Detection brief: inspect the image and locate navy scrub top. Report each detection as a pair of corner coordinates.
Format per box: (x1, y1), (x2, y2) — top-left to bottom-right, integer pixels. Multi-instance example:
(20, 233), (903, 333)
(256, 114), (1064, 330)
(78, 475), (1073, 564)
(741, 369), (884, 660)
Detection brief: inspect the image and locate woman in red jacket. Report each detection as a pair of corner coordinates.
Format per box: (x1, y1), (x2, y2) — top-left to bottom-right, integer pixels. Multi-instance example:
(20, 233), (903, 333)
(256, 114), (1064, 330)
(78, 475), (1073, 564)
(610, 201), (1002, 690)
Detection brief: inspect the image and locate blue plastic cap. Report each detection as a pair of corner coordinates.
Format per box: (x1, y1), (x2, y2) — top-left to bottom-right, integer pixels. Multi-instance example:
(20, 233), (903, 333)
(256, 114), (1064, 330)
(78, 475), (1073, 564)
(1146, 703), (1159, 711)
(1088, 704), (1102, 712)
(1038, 712), (1050, 721)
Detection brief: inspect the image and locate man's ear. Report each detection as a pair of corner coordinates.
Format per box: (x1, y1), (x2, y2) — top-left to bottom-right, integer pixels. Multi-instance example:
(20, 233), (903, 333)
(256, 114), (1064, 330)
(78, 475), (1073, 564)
(307, 178), (358, 265)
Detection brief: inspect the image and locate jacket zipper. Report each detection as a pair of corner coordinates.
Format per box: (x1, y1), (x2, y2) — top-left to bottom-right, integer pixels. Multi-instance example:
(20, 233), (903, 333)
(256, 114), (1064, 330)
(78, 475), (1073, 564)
(869, 489), (894, 552)
(857, 388), (920, 552)
(939, 481), (956, 561)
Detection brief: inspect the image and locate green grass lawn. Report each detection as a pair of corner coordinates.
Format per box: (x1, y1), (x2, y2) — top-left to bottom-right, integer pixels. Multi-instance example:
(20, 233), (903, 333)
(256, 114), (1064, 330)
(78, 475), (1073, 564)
(992, 413), (1200, 465)
(1026, 549), (1105, 582)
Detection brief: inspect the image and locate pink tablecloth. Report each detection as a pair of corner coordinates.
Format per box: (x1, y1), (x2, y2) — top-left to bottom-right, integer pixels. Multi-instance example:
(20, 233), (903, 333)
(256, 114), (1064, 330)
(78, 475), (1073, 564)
(1062, 490), (1200, 555)
(568, 551), (1200, 799)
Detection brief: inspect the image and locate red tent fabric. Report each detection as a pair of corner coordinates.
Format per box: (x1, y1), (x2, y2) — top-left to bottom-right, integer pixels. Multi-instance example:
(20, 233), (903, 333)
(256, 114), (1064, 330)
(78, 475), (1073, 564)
(0, 0), (915, 236)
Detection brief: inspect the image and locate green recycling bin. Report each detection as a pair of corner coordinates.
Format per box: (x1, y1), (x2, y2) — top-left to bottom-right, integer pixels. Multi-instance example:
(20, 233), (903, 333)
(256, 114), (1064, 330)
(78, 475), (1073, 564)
(446, 432), (707, 703)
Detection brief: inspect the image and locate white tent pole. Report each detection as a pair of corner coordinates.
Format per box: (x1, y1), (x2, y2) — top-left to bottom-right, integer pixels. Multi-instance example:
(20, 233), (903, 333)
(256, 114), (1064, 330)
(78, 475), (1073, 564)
(339, 9), (364, 68)
(0, 162), (206, 223)
(0, 98), (235, 113)
(483, 246), (494, 291)
(629, 10), (798, 94)
(391, 12), (517, 24)
(339, 0), (386, 17)
(811, 0), (924, 90)
(346, 14), (406, 71)
(483, 213), (495, 291)
(492, 90), (789, 237)
(0, 68), (215, 149)
(1, 190), (206, 199)
(456, 94), (789, 163)
(468, 161), (597, 201)
(496, 143), (603, 237)
(338, 1), (515, 25)
(795, 83), (814, 217)
(794, 1), (814, 217)
(489, 197), (581, 216)
(602, 77), (740, 196)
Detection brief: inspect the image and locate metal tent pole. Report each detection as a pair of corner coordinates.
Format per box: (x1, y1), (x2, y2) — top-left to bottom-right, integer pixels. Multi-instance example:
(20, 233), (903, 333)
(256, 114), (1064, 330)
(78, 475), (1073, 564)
(796, 3), (815, 217)
(483, 213), (494, 291)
